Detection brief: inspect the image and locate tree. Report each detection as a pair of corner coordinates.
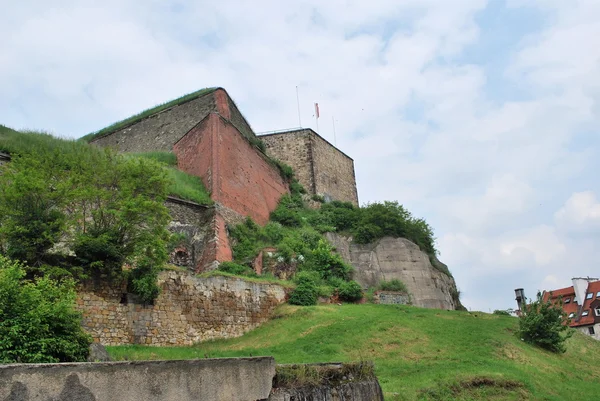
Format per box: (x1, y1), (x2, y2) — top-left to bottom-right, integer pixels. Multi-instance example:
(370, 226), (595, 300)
(0, 255), (92, 363)
(518, 291), (573, 353)
(0, 142), (172, 302)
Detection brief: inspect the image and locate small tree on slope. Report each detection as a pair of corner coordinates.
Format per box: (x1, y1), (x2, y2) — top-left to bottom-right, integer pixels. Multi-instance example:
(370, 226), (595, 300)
(0, 255), (92, 363)
(518, 291), (573, 353)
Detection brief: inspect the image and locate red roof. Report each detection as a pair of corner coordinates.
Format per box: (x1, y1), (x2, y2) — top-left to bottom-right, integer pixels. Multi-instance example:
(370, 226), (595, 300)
(542, 280), (600, 327)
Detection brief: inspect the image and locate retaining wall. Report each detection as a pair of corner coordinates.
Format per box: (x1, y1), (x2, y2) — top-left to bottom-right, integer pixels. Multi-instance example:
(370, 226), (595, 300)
(76, 271), (287, 346)
(0, 358), (275, 401)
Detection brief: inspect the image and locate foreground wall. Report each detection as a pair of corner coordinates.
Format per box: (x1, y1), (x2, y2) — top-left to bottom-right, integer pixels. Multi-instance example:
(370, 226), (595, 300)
(0, 359), (384, 401)
(77, 271), (287, 346)
(0, 358), (275, 401)
(326, 233), (459, 310)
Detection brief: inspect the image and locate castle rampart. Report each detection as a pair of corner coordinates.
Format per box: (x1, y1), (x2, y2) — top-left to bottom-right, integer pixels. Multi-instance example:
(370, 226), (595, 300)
(260, 129), (359, 206)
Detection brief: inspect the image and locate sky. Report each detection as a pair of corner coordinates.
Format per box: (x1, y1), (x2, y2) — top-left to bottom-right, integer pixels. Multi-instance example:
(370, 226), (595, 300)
(2, 0), (599, 312)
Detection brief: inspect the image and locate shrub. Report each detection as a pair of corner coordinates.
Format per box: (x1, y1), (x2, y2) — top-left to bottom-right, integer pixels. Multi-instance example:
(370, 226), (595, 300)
(127, 260), (161, 304)
(493, 309), (511, 316)
(518, 292), (573, 353)
(304, 240), (353, 281)
(0, 256), (92, 363)
(289, 272), (319, 306)
(217, 261), (256, 276)
(338, 280), (363, 302)
(378, 279), (408, 293)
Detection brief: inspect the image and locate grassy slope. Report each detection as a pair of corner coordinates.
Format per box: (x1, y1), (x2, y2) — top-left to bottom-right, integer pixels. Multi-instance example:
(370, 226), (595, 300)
(108, 304), (599, 401)
(80, 87), (217, 142)
(0, 127), (212, 205)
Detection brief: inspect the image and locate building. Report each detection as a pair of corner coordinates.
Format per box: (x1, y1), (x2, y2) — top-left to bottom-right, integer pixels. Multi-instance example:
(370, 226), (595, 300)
(89, 88), (359, 271)
(542, 277), (600, 340)
(259, 128), (359, 206)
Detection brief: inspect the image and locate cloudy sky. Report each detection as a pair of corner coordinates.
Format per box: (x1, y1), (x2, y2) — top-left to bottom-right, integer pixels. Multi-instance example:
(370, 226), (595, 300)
(2, 0), (599, 312)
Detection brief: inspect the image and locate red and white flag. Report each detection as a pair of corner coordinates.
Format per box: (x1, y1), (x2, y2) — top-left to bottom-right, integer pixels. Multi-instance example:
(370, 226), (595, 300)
(314, 103), (320, 119)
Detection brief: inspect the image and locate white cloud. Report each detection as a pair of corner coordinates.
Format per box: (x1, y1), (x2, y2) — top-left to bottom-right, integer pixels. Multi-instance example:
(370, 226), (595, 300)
(2, 0), (600, 312)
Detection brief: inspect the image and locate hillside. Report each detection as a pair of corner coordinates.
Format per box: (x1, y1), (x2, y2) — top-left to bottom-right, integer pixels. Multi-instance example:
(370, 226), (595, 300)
(108, 304), (600, 401)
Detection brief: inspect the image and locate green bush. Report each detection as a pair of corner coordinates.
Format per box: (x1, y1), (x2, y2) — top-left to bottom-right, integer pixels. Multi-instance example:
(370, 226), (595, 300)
(378, 279), (408, 293)
(289, 272), (319, 306)
(127, 261), (161, 304)
(493, 309), (511, 316)
(217, 261), (256, 276)
(303, 240), (353, 281)
(518, 292), (573, 353)
(0, 256), (92, 363)
(338, 280), (363, 302)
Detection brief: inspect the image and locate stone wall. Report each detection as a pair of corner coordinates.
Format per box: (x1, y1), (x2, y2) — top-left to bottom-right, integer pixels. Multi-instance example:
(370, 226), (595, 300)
(261, 130), (314, 194)
(0, 357), (275, 401)
(90, 91), (217, 152)
(311, 131), (359, 206)
(326, 233), (459, 310)
(174, 113), (289, 226)
(260, 129), (358, 206)
(90, 88), (257, 153)
(165, 198), (214, 271)
(0, 152), (9, 167)
(376, 291), (410, 305)
(76, 271), (287, 346)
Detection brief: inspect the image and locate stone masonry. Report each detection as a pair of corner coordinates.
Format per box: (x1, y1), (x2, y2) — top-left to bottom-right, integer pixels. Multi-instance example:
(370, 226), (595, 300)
(76, 271), (287, 346)
(260, 128), (359, 206)
(91, 88), (291, 269)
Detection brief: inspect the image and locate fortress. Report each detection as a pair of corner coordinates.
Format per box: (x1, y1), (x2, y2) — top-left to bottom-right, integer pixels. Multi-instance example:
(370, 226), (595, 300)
(90, 87), (359, 271)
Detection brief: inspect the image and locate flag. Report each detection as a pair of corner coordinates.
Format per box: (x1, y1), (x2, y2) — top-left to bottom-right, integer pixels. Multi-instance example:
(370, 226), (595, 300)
(315, 103), (320, 119)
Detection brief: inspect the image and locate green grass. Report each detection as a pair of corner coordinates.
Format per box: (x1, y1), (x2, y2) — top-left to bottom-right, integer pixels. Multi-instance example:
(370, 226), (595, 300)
(108, 304), (600, 400)
(130, 151), (177, 166)
(131, 151), (212, 205)
(0, 127), (212, 205)
(81, 87), (217, 142)
(197, 270), (295, 289)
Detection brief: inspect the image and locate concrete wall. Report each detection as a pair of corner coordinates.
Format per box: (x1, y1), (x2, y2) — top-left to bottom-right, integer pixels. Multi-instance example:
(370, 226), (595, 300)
(0, 357), (275, 401)
(174, 113), (289, 226)
(326, 233), (459, 310)
(260, 129), (358, 206)
(76, 271), (287, 346)
(577, 323), (600, 341)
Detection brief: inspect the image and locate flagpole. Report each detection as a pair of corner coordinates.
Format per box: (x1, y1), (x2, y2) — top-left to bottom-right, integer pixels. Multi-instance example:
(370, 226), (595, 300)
(315, 102), (320, 133)
(332, 116), (337, 146)
(296, 86), (302, 127)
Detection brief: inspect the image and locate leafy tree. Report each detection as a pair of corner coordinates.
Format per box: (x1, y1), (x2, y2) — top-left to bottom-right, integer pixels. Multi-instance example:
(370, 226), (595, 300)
(518, 291), (573, 353)
(0, 142), (172, 302)
(0, 255), (92, 363)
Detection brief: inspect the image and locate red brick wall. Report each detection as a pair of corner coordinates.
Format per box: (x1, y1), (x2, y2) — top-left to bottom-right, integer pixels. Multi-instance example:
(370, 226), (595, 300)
(174, 113), (289, 226)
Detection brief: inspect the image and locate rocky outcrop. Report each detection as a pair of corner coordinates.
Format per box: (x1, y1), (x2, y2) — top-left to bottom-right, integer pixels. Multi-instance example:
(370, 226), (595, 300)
(325, 233), (460, 310)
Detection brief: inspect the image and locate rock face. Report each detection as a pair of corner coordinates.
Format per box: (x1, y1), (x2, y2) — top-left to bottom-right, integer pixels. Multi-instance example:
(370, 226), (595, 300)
(325, 233), (460, 310)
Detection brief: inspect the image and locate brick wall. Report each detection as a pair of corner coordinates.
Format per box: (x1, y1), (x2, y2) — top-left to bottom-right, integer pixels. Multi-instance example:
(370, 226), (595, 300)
(260, 129), (358, 206)
(76, 271), (287, 346)
(174, 113), (289, 226)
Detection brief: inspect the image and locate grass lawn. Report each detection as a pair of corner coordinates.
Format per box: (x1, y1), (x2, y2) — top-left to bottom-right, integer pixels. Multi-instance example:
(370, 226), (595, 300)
(108, 304), (599, 400)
